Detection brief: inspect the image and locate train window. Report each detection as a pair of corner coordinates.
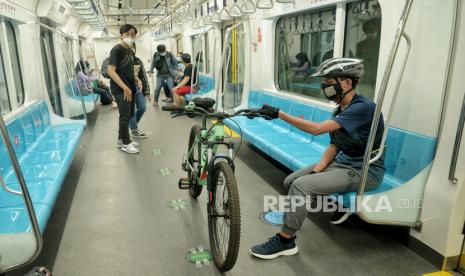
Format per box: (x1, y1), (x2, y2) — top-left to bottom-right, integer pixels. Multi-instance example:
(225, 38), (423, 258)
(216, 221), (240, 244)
(5, 21), (25, 106)
(40, 28), (63, 116)
(0, 47), (11, 114)
(275, 8), (336, 101)
(343, 0), (382, 100)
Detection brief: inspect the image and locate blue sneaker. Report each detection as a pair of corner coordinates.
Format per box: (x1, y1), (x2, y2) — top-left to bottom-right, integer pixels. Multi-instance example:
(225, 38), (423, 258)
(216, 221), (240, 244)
(250, 234), (298, 259)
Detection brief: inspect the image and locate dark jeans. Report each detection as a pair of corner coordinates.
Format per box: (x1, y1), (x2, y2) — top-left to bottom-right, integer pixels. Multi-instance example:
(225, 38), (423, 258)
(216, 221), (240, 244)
(162, 81), (172, 98)
(113, 92), (135, 145)
(155, 75), (174, 101)
(129, 89), (147, 130)
(93, 87), (113, 105)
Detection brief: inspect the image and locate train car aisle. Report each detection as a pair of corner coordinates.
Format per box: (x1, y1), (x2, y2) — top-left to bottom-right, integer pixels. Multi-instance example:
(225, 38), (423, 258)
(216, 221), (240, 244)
(10, 106), (438, 276)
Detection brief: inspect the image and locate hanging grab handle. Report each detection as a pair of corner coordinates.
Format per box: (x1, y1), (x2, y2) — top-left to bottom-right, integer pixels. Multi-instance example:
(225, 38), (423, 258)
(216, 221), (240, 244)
(449, 93), (465, 183)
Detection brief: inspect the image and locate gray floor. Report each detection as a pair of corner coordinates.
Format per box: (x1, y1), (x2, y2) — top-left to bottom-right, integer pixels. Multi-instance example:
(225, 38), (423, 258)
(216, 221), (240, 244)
(10, 104), (439, 276)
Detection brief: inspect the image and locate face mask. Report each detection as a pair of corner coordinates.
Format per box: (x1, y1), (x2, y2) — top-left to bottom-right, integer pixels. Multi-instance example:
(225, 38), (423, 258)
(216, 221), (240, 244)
(160, 52), (167, 56)
(123, 37), (134, 46)
(177, 57), (182, 62)
(321, 82), (343, 102)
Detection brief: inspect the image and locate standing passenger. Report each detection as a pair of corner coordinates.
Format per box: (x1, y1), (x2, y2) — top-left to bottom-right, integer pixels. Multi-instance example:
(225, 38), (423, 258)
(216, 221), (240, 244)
(148, 44), (178, 106)
(107, 24), (139, 154)
(129, 44), (151, 139)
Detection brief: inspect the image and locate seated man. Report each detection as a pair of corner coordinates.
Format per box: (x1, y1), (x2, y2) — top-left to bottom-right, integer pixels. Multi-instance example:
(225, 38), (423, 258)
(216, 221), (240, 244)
(250, 58), (386, 259)
(171, 53), (197, 106)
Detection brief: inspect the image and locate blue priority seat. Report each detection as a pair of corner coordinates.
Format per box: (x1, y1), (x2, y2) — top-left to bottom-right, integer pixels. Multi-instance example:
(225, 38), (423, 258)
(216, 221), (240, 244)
(0, 100), (85, 233)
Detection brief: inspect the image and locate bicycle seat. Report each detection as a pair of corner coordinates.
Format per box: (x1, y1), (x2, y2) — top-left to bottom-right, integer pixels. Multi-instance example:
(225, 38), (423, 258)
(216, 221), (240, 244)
(191, 97), (216, 110)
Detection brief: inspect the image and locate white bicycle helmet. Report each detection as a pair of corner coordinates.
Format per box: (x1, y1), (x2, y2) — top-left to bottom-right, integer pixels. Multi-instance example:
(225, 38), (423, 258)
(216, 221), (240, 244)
(312, 58), (364, 78)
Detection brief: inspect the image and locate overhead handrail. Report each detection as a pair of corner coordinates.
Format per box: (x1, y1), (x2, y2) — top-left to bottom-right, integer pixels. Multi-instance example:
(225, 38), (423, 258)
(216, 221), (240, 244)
(0, 111), (43, 273)
(276, 0), (295, 3)
(256, 0), (274, 9)
(449, 93), (465, 184)
(356, 0), (415, 224)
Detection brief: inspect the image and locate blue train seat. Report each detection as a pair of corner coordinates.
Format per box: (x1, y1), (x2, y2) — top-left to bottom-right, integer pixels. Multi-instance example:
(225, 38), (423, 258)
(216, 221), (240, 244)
(185, 74), (215, 101)
(66, 79), (99, 103)
(225, 90), (437, 210)
(0, 100), (85, 233)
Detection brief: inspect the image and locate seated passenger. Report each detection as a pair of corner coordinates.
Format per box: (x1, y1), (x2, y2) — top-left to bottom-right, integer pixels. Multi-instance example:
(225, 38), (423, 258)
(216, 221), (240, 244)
(75, 60), (113, 105)
(250, 58), (386, 259)
(291, 52), (311, 76)
(171, 53), (197, 106)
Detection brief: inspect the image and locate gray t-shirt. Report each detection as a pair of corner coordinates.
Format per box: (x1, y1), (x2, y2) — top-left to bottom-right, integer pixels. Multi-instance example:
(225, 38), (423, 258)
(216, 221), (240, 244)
(330, 94), (386, 183)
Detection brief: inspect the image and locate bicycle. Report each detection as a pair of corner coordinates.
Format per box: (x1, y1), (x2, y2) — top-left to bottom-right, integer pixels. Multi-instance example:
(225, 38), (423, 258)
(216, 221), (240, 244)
(162, 99), (262, 272)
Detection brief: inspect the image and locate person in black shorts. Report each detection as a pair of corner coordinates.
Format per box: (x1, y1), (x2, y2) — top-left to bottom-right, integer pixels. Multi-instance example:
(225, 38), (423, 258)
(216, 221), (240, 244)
(107, 24), (140, 154)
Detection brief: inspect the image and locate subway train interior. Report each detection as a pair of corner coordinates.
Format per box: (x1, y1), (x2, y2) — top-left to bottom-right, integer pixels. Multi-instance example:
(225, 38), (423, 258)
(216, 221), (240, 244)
(0, 0), (464, 275)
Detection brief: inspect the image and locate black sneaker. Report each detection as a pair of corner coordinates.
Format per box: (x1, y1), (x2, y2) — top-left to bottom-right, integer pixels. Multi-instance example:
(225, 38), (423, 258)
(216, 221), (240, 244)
(250, 234), (298, 260)
(330, 210), (351, 225)
(132, 130), (147, 139)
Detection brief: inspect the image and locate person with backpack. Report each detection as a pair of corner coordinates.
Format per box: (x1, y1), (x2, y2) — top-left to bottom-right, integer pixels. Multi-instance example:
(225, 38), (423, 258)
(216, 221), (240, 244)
(107, 24), (139, 154)
(148, 44), (178, 106)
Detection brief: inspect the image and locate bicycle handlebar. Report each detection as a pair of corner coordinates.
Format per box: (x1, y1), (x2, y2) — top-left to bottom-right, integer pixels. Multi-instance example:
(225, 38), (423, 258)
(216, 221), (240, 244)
(161, 105), (186, 112)
(162, 105), (263, 119)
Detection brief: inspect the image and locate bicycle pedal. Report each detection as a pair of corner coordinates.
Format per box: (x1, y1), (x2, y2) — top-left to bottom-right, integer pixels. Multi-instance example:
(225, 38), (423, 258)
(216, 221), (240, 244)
(178, 178), (191, 189)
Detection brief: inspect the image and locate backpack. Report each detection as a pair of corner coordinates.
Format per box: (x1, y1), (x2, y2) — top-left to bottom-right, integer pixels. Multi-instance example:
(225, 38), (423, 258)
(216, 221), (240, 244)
(100, 51), (133, 79)
(100, 57), (110, 79)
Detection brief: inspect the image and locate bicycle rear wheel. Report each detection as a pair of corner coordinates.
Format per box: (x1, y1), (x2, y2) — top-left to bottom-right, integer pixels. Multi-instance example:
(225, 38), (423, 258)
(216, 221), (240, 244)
(188, 125), (203, 198)
(208, 161), (241, 272)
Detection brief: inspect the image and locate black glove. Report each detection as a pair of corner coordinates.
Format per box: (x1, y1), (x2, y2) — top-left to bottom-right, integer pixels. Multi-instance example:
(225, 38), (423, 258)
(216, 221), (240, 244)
(259, 104), (280, 120)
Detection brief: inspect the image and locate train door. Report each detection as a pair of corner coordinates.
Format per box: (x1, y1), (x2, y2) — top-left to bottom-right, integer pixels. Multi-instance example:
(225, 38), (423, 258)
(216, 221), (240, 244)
(221, 22), (246, 112)
(40, 28), (63, 116)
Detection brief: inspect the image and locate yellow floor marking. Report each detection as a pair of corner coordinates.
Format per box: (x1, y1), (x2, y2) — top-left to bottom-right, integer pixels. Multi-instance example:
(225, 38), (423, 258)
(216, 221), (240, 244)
(423, 272), (453, 276)
(211, 120), (240, 138)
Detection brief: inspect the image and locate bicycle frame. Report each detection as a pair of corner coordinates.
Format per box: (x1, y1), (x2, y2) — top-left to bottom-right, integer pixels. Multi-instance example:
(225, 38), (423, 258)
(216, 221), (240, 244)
(186, 114), (235, 187)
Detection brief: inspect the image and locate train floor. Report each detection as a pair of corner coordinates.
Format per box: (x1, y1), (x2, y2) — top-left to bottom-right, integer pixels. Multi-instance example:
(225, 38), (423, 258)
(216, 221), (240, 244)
(10, 103), (440, 276)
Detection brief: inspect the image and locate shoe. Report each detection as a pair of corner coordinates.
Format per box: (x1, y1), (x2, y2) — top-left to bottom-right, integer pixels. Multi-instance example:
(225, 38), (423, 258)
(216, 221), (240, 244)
(153, 101), (159, 107)
(250, 234), (298, 260)
(120, 143), (139, 154)
(330, 210), (351, 225)
(161, 98), (168, 102)
(166, 98), (173, 103)
(132, 130), (147, 139)
(117, 140), (140, 148)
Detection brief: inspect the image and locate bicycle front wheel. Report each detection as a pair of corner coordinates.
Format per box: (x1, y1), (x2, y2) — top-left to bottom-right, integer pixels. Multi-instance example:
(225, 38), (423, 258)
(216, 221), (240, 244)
(188, 125), (203, 198)
(208, 161), (241, 272)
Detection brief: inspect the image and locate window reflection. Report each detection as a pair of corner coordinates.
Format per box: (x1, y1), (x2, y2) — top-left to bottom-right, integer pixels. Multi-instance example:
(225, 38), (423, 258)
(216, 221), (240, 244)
(344, 0), (382, 99)
(275, 8), (336, 101)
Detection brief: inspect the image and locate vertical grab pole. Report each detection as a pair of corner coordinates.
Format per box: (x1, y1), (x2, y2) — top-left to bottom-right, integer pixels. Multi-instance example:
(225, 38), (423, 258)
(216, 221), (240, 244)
(0, 114), (43, 273)
(356, 0), (415, 221)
